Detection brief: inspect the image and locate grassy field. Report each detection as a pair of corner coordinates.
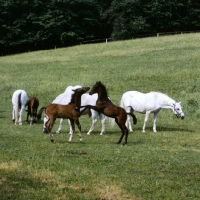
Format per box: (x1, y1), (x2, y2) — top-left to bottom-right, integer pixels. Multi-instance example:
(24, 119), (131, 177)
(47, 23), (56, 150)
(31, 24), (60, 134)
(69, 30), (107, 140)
(0, 33), (200, 200)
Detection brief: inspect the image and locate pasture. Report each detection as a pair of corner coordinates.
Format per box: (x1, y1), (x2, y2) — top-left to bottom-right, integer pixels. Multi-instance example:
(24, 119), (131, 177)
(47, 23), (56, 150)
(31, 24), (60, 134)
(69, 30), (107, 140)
(0, 33), (200, 199)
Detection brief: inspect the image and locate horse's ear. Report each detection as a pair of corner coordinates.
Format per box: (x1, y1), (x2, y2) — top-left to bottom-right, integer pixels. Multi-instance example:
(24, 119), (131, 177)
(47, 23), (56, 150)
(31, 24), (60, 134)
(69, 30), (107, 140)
(179, 101), (181, 104)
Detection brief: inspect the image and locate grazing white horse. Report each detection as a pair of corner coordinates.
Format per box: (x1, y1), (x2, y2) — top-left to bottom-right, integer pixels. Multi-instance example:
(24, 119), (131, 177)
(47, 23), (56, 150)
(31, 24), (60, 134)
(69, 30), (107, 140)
(120, 91), (185, 133)
(43, 86), (105, 135)
(12, 89), (29, 125)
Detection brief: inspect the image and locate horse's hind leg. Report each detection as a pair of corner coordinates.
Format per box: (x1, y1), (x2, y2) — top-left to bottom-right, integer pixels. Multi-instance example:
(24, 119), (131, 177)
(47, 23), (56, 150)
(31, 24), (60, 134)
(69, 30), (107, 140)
(19, 105), (25, 125)
(115, 118), (125, 144)
(99, 113), (105, 135)
(45, 117), (56, 143)
(56, 118), (64, 134)
(87, 110), (97, 135)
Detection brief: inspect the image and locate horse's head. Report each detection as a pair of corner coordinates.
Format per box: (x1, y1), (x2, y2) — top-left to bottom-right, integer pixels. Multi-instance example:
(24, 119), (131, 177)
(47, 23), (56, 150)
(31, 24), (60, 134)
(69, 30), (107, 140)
(89, 81), (105, 95)
(173, 102), (185, 119)
(73, 87), (90, 95)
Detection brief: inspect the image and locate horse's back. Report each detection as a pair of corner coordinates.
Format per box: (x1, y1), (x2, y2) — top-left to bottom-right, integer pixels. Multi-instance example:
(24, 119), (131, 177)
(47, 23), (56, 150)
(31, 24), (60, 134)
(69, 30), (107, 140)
(53, 85), (82, 105)
(81, 93), (97, 106)
(121, 91), (169, 113)
(12, 89), (28, 105)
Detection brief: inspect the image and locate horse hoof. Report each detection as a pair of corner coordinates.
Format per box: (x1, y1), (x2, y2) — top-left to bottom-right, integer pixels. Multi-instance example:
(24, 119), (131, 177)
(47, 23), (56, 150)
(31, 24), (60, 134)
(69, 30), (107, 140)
(51, 139), (56, 143)
(19, 122), (22, 125)
(43, 128), (48, 133)
(56, 131), (60, 134)
(116, 142), (120, 144)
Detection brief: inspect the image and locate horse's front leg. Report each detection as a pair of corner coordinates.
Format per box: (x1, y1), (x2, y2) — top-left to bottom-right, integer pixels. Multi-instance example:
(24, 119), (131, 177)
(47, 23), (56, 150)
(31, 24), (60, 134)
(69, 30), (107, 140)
(75, 119), (82, 142)
(142, 111), (151, 133)
(12, 106), (15, 123)
(30, 109), (33, 125)
(153, 112), (159, 133)
(68, 119), (75, 143)
(68, 119), (73, 134)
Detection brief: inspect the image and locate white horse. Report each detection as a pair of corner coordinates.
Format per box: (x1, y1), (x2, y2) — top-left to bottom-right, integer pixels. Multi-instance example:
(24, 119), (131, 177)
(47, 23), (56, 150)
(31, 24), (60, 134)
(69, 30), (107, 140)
(12, 89), (29, 125)
(120, 91), (185, 133)
(43, 86), (105, 135)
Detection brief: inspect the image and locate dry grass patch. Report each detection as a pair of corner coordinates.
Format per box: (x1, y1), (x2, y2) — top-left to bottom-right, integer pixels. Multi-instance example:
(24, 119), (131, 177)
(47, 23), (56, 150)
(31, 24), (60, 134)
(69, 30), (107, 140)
(96, 184), (140, 200)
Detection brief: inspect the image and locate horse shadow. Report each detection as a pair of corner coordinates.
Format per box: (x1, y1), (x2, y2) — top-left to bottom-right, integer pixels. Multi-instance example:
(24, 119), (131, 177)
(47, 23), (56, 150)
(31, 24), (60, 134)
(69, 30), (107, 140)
(0, 110), (6, 118)
(137, 126), (194, 133)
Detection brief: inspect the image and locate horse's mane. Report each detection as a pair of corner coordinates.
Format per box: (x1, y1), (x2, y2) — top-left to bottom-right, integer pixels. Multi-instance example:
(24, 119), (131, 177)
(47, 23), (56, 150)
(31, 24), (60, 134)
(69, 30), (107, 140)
(98, 81), (109, 97)
(69, 91), (76, 104)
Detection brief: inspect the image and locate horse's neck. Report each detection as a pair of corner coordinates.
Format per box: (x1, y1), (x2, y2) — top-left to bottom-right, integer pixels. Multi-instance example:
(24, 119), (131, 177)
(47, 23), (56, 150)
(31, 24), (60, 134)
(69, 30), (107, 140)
(98, 87), (108, 101)
(71, 94), (82, 106)
(160, 95), (175, 110)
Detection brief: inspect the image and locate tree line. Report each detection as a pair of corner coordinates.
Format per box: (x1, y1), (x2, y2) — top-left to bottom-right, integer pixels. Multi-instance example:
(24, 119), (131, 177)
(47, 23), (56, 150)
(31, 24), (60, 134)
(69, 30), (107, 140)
(1, 0), (200, 53)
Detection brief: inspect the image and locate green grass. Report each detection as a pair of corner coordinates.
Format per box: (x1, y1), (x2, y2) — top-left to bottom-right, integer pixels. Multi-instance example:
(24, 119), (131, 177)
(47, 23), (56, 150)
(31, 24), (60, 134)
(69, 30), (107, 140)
(0, 33), (200, 199)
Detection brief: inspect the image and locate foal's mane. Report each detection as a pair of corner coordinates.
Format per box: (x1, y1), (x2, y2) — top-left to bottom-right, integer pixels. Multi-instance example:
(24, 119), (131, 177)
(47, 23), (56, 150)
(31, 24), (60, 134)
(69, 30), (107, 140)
(97, 81), (109, 98)
(69, 90), (77, 104)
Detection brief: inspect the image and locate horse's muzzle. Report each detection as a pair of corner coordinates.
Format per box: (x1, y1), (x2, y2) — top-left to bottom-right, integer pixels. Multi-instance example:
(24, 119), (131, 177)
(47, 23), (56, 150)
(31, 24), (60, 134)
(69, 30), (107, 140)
(181, 116), (185, 120)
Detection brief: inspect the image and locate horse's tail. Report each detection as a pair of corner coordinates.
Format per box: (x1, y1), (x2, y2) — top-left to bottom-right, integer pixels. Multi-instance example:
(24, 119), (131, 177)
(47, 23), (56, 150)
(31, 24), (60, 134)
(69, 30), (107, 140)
(37, 106), (46, 120)
(127, 112), (137, 125)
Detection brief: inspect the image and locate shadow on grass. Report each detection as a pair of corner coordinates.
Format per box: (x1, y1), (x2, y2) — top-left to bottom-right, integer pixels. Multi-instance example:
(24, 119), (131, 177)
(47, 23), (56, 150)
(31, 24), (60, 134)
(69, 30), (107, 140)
(137, 126), (194, 133)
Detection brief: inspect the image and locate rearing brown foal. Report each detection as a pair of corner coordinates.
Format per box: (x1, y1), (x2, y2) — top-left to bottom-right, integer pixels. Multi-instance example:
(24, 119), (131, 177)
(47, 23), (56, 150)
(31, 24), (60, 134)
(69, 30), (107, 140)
(37, 87), (90, 143)
(81, 81), (137, 145)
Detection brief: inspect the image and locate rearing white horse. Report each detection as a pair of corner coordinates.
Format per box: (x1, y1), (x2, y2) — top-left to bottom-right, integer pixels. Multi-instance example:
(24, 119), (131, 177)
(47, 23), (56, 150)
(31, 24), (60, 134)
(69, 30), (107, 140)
(42, 85), (105, 135)
(12, 89), (29, 125)
(120, 91), (185, 133)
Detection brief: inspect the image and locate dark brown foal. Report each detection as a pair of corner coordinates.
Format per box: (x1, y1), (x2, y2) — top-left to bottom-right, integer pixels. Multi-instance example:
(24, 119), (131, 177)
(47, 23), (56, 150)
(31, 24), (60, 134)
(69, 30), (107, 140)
(37, 87), (90, 143)
(81, 81), (137, 145)
(26, 97), (39, 125)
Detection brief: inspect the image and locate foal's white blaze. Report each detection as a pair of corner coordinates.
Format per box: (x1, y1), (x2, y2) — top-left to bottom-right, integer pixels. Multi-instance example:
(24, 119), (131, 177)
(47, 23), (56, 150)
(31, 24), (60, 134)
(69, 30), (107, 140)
(120, 91), (185, 133)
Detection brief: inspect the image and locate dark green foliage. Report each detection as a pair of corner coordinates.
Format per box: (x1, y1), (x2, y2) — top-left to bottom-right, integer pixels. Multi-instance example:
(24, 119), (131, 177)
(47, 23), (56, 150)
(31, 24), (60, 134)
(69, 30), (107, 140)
(1, 0), (200, 50)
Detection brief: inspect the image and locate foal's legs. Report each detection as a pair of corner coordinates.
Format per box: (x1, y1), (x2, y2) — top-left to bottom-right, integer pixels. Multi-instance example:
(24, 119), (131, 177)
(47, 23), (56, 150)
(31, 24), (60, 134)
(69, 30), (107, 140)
(30, 107), (33, 125)
(115, 117), (128, 145)
(45, 117), (56, 143)
(74, 119), (82, 142)
(68, 119), (75, 142)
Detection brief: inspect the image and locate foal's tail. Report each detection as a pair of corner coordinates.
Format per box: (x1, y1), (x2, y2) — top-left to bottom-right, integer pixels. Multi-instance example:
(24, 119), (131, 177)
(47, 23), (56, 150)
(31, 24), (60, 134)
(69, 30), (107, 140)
(127, 112), (137, 125)
(37, 106), (46, 120)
